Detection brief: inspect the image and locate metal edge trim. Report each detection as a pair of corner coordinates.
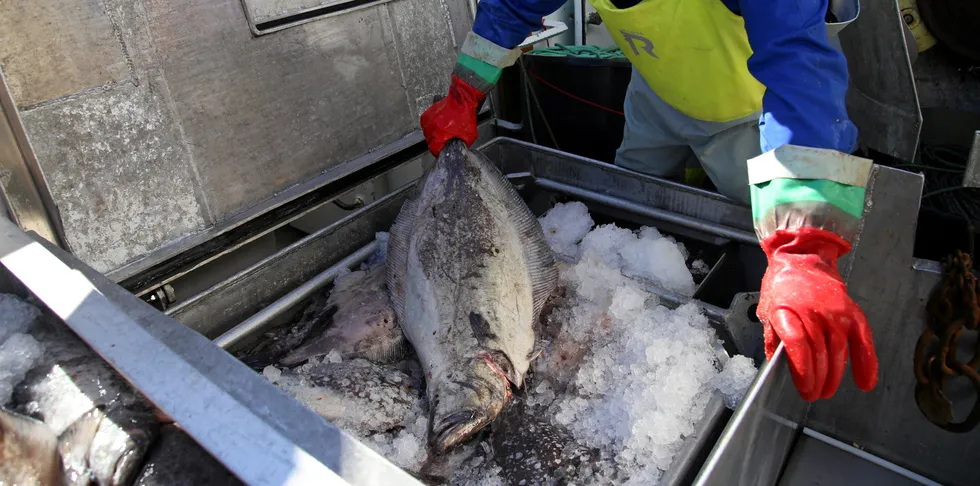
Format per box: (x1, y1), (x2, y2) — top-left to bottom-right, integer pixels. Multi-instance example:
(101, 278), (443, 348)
(801, 428), (944, 486)
(249, 0), (397, 36)
(165, 184), (414, 317)
(107, 131), (425, 287)
(474, 136), (743, 204)
(0, 68), (70, 250)
(693, 344), (800, 486)
(0, 218), (422, 486)
(237, 0), (263, 36)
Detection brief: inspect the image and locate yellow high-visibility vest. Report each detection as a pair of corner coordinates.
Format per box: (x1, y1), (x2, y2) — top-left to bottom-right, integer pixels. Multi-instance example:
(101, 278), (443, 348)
(589, 0), (767, 122)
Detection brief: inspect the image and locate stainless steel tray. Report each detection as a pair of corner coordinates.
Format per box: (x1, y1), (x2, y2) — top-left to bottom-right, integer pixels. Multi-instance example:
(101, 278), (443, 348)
(166, 137), (769, 485)
(1, 137), (771, 485)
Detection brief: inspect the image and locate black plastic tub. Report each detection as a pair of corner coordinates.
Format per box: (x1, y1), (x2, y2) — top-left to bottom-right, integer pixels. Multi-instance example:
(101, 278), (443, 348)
(499, 52), (632, 163)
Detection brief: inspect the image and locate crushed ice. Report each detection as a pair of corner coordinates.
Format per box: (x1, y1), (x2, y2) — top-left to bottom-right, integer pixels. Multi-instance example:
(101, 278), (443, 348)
(0, 293), (46, 405)
(539, 201), (594, 258)
(712, 355), (758, 409)
(528, 204), (757, 483)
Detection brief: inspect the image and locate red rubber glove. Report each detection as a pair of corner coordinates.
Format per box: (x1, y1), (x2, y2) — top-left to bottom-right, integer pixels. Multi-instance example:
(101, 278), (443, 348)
(420, 75), (485, 157)
(757, 227), (879, 401)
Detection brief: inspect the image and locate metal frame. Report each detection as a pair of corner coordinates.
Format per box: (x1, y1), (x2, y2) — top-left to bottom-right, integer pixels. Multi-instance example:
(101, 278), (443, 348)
(108, 131), (425, 292)
(0, 217), (422, 486)
(805, 164), (980, 486)
(165, 183), (413, 339)
(162, 137), (766, 486)
(692, 164), (975, 486)
(838, 0), (923, 162)
(110, 118), (497, 297)
(479, 138), (756, 241)
(166, 137), (756, 340)
(693, 344), (806, 486)
(791, 428), (943, 486)
(0, 137), (768, 486)
(238, 0), (398, 36)
(4, 137), (951, 485)
(0, 68), (69, 251)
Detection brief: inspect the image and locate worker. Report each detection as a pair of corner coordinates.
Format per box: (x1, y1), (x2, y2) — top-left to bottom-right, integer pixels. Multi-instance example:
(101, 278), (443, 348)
(420, 0), (879, 401)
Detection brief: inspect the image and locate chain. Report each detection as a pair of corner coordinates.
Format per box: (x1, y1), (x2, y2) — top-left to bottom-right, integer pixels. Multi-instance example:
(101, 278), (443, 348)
(914, 250), (980, 432)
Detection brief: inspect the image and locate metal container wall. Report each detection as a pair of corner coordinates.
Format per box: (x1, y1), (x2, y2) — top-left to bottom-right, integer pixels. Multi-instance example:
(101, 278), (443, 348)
(692, 164), (977, 486)
(164, 137), (771, 484)
(167, 137), (760, 339)
(0, 217), (423, 485)
(0, 0), (472, 278)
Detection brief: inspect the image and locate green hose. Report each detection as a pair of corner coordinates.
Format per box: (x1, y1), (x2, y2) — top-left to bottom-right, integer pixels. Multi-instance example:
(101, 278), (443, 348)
(526, 44), (627, 60)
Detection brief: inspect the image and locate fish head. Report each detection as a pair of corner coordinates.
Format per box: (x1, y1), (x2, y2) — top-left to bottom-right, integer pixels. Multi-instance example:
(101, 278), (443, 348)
(0, 407), (65, 486)
(427, 355), (512, 454)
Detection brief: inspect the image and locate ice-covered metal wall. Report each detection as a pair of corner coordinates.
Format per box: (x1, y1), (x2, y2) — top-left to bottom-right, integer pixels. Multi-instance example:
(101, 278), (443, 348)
(0, 0), (471, 274)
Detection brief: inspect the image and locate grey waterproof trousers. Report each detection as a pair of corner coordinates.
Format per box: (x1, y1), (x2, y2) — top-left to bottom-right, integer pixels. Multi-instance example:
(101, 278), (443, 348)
(614, 67), (761, 206)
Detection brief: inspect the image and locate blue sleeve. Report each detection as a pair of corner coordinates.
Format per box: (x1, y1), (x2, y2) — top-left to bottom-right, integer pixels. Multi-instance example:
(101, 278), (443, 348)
(472, 0), (569, 49)
(737, 0), (858, 154)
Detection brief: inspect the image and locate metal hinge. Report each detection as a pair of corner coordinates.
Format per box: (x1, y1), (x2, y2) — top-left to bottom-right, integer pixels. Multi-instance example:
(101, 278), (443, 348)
(142, 284), (176, 311)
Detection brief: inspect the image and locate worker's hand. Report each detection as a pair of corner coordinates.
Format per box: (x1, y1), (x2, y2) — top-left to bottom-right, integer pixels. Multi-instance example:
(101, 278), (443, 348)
(757, 227), (878, 401)
(421, 75), (485, 157)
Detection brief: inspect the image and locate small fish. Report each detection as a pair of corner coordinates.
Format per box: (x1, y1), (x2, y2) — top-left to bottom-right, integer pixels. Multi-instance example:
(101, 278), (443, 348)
(0, 406), (102, 486)
(13, 323), (160, 486)
(280, 264), (404, 366)
(386, 140), (559, 453)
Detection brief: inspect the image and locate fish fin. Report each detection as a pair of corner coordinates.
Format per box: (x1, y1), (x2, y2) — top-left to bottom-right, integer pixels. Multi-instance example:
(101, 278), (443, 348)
(57, 407), (103, 480)
(294, 303), (336, 347)
(279, 334), (332, 366)
(386, 170), (431, 321)
(0, 406), (64, 486)
(278, 312), (352, 366)
(368, 333), (408, 363)
(464, 146), (559, 318)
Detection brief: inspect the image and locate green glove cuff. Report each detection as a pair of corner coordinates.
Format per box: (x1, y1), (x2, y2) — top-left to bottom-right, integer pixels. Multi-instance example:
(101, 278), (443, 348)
(454, 53), (503, 88)
(747, 145), (873, 243)
(751, 179), (866, 243)
(451, 31), (520, 93)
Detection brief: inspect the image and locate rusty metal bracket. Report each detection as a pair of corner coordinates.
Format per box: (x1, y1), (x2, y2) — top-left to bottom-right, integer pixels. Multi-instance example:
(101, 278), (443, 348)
(914, 250), (980, 432)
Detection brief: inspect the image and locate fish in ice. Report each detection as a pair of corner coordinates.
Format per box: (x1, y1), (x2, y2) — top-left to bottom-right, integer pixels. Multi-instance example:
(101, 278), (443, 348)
(0, 406), (102, 486)
(279, 263), (404, 366)
(266, 358), (423, 436)
(12, 322), (160, 486)
(386, 139), (558, 453)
